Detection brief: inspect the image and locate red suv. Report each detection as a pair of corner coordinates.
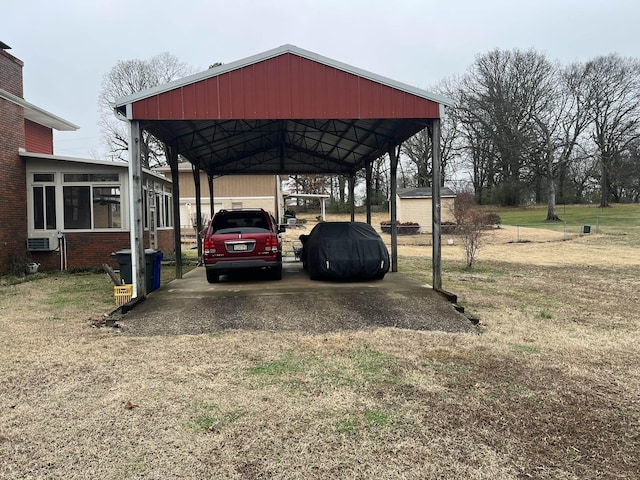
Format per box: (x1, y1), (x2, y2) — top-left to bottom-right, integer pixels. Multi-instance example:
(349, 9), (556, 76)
(202, 209), (283, 283)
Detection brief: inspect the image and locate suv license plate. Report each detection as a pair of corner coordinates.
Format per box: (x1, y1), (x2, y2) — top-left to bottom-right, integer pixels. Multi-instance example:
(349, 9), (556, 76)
(233, 244), (248, 251)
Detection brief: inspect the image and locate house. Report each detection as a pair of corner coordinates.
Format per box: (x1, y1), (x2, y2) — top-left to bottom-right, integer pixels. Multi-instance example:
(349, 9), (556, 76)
(395, 187), (457, 233)
(0, 42), (174, 275)
(154, 164), (284, 241)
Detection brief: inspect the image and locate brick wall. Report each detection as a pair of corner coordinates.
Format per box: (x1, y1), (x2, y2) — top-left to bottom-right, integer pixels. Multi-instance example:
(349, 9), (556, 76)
(0, 49), (27, 275)
(28, 229), (175, 272)
(28, 232), (130, 271)
(0, 49), (24, 96)
(156, 229), (175, 256)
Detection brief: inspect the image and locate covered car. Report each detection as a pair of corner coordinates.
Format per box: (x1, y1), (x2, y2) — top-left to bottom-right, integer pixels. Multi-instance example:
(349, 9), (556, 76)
(300, 221), (390, 281)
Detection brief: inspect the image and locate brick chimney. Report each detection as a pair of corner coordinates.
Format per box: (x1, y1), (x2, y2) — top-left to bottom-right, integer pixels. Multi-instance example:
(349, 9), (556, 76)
(0, 41), (28, 274)
(0, 41), (24, 97)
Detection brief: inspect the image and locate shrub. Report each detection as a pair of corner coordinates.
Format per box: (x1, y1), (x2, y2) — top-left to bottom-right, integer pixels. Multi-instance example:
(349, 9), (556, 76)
(483, 212), (501, 226)
(441, 221), (458, 234)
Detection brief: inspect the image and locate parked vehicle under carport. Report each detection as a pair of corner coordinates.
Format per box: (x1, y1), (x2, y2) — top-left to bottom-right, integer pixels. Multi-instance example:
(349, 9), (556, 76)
(202, 208), (283, 283)
(299, 221), (390, 281)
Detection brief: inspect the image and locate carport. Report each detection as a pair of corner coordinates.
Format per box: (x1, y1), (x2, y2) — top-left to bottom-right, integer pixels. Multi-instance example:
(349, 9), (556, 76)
(113, 44), (454, 299)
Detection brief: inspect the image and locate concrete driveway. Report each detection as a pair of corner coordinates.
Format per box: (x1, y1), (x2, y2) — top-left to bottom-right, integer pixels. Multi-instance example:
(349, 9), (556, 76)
(117, 259), (476, 336)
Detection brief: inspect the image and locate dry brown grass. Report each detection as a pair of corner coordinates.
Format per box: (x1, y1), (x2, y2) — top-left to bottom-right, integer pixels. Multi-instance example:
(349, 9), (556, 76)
(1, 214), (639, 479)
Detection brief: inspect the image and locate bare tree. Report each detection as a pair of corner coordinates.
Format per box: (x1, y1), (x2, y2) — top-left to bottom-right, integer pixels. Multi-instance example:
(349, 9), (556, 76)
(456, 49), (561, 206)
(98, 52), (194, 168)
(402, 78), (462, 188)
(453, 192), (485, 268)
(583, 54), (640, 207)
(609, 138), (640, 202)
(529, 62), (592, 220)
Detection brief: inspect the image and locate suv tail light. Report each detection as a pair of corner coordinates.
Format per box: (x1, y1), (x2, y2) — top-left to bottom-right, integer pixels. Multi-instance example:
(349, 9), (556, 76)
(204, 237), (216, 254)
(264, 234), (279, 252)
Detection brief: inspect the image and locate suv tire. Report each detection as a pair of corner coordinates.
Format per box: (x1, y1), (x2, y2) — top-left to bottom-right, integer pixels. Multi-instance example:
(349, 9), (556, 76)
(206, 270), (220, 283)
(270, 265), (283, 281)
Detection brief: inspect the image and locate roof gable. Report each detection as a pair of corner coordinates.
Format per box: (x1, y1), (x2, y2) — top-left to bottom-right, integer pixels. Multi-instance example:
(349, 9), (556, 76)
(115, 45), (452, 121)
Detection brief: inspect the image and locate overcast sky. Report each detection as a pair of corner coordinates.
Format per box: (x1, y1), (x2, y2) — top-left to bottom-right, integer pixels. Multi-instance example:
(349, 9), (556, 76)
(4, 0), (639, 159)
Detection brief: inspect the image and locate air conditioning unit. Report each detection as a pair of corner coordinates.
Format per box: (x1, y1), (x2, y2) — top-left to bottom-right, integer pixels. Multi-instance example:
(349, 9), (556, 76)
(27, 232), (59, 252)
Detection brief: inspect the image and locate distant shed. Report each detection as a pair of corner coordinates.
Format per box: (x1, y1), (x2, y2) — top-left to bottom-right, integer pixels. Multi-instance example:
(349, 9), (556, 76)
(395, 187), (457, 233)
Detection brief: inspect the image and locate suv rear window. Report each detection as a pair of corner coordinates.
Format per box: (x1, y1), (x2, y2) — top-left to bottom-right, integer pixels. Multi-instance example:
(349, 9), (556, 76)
(210, 212), (271, 233)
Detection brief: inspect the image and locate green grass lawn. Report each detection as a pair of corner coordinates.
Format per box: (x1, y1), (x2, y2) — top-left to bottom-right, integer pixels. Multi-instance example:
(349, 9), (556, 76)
(493, 203), (640, 234)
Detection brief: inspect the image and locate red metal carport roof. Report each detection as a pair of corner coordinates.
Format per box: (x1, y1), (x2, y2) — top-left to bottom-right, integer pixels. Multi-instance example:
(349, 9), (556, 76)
(114, 44), (453, 175)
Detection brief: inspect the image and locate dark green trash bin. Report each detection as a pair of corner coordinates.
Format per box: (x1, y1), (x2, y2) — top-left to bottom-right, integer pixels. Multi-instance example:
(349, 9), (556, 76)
(583, 225), (591, 234)
(113, 249), (162, 292)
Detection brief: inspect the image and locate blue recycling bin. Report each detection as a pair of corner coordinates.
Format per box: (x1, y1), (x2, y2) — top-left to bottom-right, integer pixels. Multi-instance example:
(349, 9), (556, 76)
(113, 249), (163, 292)
(152, 250), (163, 291)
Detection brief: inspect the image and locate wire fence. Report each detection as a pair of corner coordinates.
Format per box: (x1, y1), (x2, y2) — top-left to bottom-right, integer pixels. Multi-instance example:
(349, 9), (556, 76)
(277, 215), (637, 255)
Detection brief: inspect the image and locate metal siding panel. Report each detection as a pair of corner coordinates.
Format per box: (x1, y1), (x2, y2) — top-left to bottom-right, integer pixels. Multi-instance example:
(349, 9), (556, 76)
(338, 71), (359, 117)
(313, 61), (331, 118)
(287, 55), (302, 117)
(291, 55), (310, 117)
(173, 89), (184, 119)
(278, 56), (292, 117)
(324, 65), (338, 117)
(193, 80), (208, 118)
(227, 69), (246, 118)
(127, 51), (443, 121)
(240, 65), (255, 118)
(218, 74), (233, 118)
(400, 89), (415, 117)
(265, 58), (280, 117)
(251, 62), (268, 119)
(158, 92), (173, 118)
(24, 119), (53, 154)
(360, 79), (378, 117)
(380, 83), (393, 117)
(264, 61), (276, 118)
(132, 98), (148, 118)
(390, 88), (404, 117)
(145, 97), (158, 118)
(407, 96), (420, 117)
(182, 84), (198, 118)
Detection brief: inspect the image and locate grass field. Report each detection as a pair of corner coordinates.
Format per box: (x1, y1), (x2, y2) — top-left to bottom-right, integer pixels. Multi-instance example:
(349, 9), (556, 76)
(1, 204), (639, 479)
(494, 203), (640, 241)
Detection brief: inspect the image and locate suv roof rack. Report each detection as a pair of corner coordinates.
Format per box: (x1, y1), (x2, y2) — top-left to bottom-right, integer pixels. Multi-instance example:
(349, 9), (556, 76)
(217, 208), (266, 213)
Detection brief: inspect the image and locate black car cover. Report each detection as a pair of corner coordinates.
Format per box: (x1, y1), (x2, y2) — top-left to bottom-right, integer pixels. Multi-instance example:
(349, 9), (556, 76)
(300, 222), (390, 280)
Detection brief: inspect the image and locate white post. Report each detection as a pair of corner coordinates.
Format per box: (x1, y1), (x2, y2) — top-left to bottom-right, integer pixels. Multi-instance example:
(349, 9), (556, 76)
(127, 114), (146, 299)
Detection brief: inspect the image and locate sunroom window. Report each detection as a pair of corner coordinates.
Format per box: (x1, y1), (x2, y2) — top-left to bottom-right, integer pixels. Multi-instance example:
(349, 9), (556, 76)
(62, 173), (122, 229)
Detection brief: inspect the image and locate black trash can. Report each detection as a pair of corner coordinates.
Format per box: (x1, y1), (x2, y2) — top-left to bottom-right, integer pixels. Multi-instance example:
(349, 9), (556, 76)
(583, 225), (591, 234)
(113, 249), (161, 292)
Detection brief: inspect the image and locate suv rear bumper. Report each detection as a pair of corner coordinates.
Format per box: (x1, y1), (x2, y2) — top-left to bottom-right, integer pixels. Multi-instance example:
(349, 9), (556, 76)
(205, 259), (281, 272)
